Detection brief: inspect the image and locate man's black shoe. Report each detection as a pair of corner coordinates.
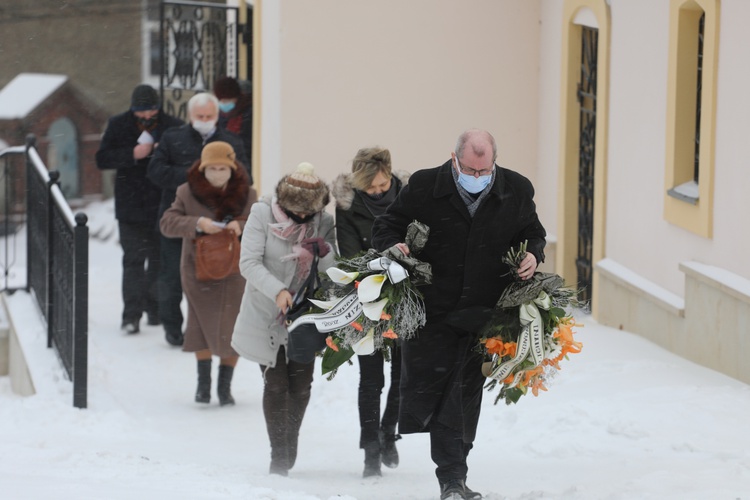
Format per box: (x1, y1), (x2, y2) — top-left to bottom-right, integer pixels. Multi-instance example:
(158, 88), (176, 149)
(165, 330), (184, 346)
(464, 483), (483, 500)
(440, 479), (467, 500)
(121, 321), (139, 334)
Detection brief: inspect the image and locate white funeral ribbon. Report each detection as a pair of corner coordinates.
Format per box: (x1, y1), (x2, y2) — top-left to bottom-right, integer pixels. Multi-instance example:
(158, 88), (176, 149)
(519, 291), (552, 366)
(287, 292), (362, 333)
(488, 291), (552, 382)
(366, 257), (409, 284)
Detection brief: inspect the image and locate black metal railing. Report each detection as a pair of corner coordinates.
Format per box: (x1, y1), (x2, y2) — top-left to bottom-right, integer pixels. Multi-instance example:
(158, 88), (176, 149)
(1, 135), (88, 408)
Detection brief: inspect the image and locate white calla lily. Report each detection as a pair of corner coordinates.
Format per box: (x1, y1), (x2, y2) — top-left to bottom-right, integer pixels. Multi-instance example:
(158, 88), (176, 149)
(308, 298), (339, 311)
(362, 297), (389, 321)
(326, 267), (359, 285)
(352, 328), (376, 355)
(358, 274), (388, 303)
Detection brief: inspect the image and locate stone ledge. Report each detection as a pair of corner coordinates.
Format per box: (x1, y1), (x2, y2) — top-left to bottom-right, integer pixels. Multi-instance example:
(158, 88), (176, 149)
(596, 258), (685, 317)
(679, 261), (750, 305)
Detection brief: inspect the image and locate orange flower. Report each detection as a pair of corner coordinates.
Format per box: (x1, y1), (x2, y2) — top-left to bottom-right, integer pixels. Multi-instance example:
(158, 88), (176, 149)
(484, 338), (504, 355)
(484, 338), (519, 358)
(382, 329), (398, 339)
(522, 365), (544, 386)
(351, 321), (363, 331)
(325, 336), (339, 352)
(354, 280), (360, 289)
(380, 312), (392, 321)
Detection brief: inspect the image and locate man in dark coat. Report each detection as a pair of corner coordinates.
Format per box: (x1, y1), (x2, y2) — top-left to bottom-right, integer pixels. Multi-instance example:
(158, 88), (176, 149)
(371, 129), (546, 500)
(96, 84), (184, 334)
(147, 92), (250, 346)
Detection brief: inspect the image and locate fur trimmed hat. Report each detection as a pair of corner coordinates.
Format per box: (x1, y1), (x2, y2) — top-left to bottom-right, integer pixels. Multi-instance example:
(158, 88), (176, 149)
(213, 77), (241, 100)
(198, 141), (237, 171)
(276, 162), (330, 214)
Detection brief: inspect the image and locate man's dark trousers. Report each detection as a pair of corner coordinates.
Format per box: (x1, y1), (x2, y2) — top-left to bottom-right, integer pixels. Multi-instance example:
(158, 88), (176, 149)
(119, 222), (160, 324)
(158, 235), (183, 336)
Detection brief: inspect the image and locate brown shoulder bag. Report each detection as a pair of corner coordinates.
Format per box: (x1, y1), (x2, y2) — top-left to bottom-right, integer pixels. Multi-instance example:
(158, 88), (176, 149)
(194, 229), (241, 281)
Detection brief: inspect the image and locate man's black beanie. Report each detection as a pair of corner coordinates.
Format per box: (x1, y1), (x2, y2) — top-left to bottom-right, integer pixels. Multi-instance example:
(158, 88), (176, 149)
(131, 84), (160, 111)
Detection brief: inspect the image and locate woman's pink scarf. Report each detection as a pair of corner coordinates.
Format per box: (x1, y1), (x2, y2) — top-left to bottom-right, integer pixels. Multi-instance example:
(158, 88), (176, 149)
(269, 198), (319, 283)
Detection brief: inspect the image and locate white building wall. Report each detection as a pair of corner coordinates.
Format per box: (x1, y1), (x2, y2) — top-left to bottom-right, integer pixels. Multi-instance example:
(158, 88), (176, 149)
(535, 1), (564, 239)
(711, 1), (750, 283)
(605, 0), (750, 297)
(257, 0), (542, 203)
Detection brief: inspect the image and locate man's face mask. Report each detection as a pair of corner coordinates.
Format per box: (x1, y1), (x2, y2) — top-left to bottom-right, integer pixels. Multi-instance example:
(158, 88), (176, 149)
(192, 119), (217, 137)
(137, 116), (156, 128)
(455, 157), (493, 194)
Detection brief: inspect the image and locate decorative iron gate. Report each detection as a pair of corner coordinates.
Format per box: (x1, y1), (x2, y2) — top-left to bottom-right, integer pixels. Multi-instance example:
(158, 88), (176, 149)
(160, 0), (240, 121)
(576, 26), (598, 304)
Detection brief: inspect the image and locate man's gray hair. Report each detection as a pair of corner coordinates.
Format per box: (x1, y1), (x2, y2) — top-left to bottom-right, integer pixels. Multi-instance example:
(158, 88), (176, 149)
(187, 92), (219, 115)
(455, 129), (497, 163)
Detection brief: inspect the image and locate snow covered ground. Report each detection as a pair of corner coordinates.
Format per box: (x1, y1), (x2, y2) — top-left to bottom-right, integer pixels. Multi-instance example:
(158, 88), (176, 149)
(1, 199), (749, 500)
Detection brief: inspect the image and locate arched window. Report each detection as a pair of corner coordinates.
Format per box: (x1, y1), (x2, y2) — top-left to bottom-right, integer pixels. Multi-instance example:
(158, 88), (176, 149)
(664, 0), (719, 238)
(47, 117), (79, 199)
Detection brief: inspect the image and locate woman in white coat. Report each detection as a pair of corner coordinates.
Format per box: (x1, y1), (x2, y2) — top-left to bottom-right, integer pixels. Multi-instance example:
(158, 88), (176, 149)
(232, 162), (336, 476)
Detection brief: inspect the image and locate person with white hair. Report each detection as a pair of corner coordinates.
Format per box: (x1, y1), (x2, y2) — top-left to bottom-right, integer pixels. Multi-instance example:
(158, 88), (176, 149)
(148, 92), (251, 347)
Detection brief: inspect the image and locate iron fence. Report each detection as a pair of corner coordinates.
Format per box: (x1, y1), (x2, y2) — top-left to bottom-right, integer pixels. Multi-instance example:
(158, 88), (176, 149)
(0, 135), (88, 408)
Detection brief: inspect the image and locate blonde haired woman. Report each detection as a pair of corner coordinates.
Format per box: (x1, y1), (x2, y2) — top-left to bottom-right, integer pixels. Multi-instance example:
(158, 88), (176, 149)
(332, 147), (409, 477)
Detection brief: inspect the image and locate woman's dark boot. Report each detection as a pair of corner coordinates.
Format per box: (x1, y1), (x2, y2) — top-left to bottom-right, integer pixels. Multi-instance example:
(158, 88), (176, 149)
(217, 365), (236, 406)
(362, 441), (382, 478)
(195, 359), (211, 404)
(380, 425), (401, 468)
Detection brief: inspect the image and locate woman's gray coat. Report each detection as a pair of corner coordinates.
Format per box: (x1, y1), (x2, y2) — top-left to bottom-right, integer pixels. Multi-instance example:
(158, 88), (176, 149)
(231, 199), (337, 367)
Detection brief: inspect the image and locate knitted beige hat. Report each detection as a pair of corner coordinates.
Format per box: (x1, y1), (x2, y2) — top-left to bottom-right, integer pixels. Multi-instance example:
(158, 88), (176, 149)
(198, 141), (237, 171)
(276, 162), (330, 214)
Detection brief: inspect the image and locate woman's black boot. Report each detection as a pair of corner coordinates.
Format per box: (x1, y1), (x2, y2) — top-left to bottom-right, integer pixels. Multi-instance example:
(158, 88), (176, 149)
(380, 425), (401, 468)
(217, 365), (236, 406)
(195, 359), (211, 404)
(362, 441), (382, 478)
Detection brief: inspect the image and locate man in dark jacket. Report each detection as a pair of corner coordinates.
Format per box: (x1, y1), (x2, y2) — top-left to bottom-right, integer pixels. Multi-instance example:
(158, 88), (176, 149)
(371, 129), (546, 500)
(96, 84), (184, 335)
(148, 92), (250, 347)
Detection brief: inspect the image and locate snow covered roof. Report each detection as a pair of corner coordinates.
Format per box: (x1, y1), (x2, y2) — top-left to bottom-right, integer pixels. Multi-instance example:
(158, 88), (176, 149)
(0, 73), (68, 120)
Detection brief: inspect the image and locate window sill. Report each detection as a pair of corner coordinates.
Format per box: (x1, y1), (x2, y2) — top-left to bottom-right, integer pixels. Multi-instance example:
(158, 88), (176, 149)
(667, 180), (699, 205)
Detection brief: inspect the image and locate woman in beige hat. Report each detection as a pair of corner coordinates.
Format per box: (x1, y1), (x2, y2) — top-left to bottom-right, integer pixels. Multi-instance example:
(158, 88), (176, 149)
(232, 162), (337, 476)
(160, 141), (257, 406)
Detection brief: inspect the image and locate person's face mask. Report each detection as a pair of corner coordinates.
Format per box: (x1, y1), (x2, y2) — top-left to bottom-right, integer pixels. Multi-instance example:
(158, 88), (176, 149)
(366, 192), (386, 200)
(454, 157), (493, 194)
(192, 119), (217, 137)
(204, 166), (232, 188)
(283, 208), (315, 224)
(218, 101), (236, 113)
(137, 116), (156, 128)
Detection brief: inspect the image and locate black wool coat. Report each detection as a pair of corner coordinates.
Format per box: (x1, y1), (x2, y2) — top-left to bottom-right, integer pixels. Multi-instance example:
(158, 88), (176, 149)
(147, 124), (251, 222)
(95, 110), (183, 223)
(371, 160), (547, 437)
(372, 160), (546, 323)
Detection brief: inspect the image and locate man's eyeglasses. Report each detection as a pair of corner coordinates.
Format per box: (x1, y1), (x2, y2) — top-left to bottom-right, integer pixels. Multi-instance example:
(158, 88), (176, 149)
(454, 158), (495, 178)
